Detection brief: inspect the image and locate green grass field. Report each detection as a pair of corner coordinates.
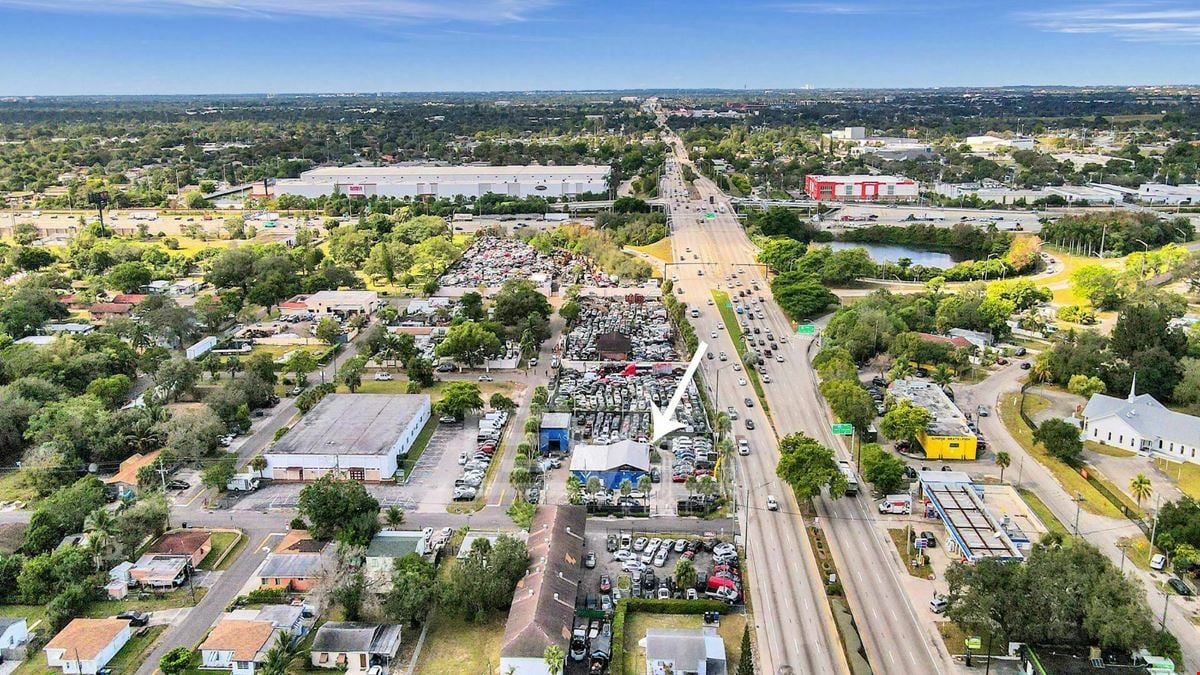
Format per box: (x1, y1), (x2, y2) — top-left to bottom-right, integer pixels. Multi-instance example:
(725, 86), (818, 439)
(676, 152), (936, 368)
(1017, 488), (1069, 537)
(198, 530), (242, 570)
(711, 290), (770, 414)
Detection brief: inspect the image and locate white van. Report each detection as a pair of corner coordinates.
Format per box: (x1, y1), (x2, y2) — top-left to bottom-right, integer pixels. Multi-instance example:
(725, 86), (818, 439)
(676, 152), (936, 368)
(878, 495), (912, 515)
(766, 495), (779, 511)
(930, 596), (948, 613)
(1151, 553), (1167, 571)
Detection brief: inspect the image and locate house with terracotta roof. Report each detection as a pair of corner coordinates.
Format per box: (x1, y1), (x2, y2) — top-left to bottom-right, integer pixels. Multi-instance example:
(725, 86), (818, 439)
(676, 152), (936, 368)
(44, 618), (132, 674)
(147, 529), (212, 567)
(103, 450), (161, 499)
(255, 530), (329, 592)
(499, 505), (586, 675)
(200, 619), (279, 674)
(916, 332), (972, 350)
(111, 293), (148, 305)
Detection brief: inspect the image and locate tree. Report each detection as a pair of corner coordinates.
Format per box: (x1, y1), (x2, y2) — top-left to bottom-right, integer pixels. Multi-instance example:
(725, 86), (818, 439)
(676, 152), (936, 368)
(544, 645), (565, 675)
(1130, 473), (1152, 507)
(995, 451), (1012, 482)
(559, 299), (581, 323)
(285, 350), (318, 385)
(165, 407), (226, 463)
(84, 508), (119, 567)
(459, 291), (486, 321)
(932, 364), (954, 386)
(436, 321), (503, 369)
(405, 356), (435, 388)
(106, 261), (153, 294)
(385, 553), (437, 626)
(85, 374), (133, 409)
(775, 433), (846, 500)
(674, 558), (698, 590)
(334, 571), (367, 621)
(1033, 418), (1083, 464)
(1068, 374), (1107, 398)
(437, 381), (484, 420)
(771, 271), (838, 321)
(819, 380), (875, 432)
(737, 625), (753, 675)
(23, 475), (107, 554)
(879, 401), (932, 444)
(385, 506), (406, 529)
(492, 279), (552, 333)
(438, 535), (528, 622)
(1071, 264), (1125, 310)
(250, 454), (268, 478)
(154, 355), (201, 402)
(314, 317), (343, 346)
(490, 393), (517, 411)
(159, 646), (193, 674)
(258, 631), (302, 675)
(860, 443), (907, 496)
(203, 453), (239, 491)
(114, 493), (170, 558)
(586, 476), (604, 497)
(338, 355), (366, 393)
(298, 474), (380, 545)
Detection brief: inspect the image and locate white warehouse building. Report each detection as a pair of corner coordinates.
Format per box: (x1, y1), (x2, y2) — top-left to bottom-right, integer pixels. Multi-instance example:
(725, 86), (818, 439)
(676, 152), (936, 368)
(272, 165), (611, 200)
(264, 394), (432, 482)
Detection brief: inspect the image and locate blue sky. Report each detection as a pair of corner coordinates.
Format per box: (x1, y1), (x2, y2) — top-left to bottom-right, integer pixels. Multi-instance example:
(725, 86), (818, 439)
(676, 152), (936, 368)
(1, 0), (1197, 94)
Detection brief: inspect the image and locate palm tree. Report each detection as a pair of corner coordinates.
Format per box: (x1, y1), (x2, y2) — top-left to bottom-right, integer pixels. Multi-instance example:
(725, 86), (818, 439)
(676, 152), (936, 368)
(619, 479), (634, 499)
(1030, 356), (1052, 384)
(889, 360), (914, 381)
(543, 645), (565, 675)
(585, 476), (604, 497)
(994, 451), (1011, 482)
(250, 455), (268, 479)
(715, 411), (732, 442)
(84, 508), (118, 568)
(932, 364), (953, 387)
(684, 475), (698, 498)
(384, 506), (405, 529)
(225, 355), (243, 379)
(259, 631), (300, 675)
(1130, 473), (1152, 507)
(637, 475), (652, 495)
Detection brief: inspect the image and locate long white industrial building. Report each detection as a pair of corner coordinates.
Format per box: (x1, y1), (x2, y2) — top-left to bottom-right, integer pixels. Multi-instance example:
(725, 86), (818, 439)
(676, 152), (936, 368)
(273, 165), (611, 200)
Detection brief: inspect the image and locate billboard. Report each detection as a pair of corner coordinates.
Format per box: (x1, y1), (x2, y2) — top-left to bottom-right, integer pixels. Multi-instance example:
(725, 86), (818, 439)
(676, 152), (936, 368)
(344, 184), (366, 196)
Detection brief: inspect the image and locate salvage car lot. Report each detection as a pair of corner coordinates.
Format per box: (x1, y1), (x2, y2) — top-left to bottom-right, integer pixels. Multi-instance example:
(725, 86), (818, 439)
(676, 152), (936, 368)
(561, 295), (677, 362)
(550, 366), (709, 444)
(577, 529), (744, 607)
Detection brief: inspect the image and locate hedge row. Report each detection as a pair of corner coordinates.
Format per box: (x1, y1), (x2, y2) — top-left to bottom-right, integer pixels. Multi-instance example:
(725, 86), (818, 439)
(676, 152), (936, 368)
(610, 597), (730, 672)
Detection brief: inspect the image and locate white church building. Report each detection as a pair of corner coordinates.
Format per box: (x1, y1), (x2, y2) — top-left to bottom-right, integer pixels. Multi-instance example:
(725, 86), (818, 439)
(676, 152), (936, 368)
(1081, 377), (1200, 463)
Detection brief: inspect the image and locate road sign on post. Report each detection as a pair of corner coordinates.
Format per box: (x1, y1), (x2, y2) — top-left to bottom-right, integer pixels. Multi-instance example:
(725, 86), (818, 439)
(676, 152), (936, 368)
(797, 324), (816, 335)
(831, 423), (854, 436)
(914, 537), (927, 550)
(965, 637), (982, 650)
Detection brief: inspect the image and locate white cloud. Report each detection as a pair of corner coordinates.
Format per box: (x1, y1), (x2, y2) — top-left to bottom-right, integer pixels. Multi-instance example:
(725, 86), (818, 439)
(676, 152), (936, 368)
(0, 0), (556, 22)
(772, 2), (883, 14)
(1021, 2), (1200, 43)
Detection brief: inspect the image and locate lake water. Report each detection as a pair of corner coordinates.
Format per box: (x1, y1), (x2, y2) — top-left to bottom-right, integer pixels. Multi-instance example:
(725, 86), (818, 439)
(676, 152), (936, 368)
(827, 241), (967, 267)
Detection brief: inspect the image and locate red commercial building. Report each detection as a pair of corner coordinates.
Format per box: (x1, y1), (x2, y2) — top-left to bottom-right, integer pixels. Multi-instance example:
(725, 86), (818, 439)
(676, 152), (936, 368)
(805, 174), (919, 202)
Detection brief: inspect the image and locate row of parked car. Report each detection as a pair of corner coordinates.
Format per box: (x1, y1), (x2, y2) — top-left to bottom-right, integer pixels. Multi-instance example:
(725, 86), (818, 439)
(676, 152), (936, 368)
(452, 410), (510, 501)
(670, 435), (717, 482)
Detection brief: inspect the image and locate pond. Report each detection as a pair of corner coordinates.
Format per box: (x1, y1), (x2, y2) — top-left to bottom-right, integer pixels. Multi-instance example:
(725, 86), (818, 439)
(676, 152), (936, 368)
(827, 241), (969, 267)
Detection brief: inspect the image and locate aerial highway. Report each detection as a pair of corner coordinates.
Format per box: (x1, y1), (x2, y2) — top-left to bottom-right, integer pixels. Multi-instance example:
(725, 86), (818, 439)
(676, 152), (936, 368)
(659, 124), (958, 674)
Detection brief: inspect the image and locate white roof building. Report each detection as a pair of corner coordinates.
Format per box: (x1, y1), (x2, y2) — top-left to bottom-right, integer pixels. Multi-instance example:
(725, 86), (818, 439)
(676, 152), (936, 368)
(273, 164), (610, 200)
(1138, 183), (1200, 205)
(1082, 377), (1200, 461)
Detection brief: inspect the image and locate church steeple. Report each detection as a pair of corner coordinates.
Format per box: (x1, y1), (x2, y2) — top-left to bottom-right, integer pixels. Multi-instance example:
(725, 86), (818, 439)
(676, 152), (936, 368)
(1128, 373), (1137, 401)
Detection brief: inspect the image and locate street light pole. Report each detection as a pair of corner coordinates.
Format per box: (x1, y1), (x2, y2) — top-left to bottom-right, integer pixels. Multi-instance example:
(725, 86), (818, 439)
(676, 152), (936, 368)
(1072, 491), (1085, 538)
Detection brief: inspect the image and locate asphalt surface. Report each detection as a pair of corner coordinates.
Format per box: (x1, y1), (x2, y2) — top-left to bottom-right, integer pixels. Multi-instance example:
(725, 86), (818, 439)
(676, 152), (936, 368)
(656, 119), (957, 675)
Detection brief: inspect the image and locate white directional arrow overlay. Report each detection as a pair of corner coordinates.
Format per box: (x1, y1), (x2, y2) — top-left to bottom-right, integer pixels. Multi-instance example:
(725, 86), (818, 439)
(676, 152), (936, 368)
(650, 340), (708, 443)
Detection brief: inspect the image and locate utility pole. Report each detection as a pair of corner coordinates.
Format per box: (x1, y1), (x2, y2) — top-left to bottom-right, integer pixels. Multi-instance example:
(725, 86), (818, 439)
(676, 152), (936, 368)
(1161, 590), (1171, 630)
(1072, 491), (1085, 538)
(1149, 493), (1162, 565)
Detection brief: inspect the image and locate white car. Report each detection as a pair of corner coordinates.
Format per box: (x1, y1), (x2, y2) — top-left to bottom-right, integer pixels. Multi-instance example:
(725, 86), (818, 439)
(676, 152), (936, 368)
(623, 560), (648, 574)
(738, 378), (747, 386)
(1151, 553), (1167, 570)
(478, 374), (494, 382)
(653, 547), (669, 567)
(763, 374), (772, 383)
(767, 495), (779, 511)
(373, 372), (394, 381)
(732, 363), (742, 371)
(613, 550), (635, 562)
(776, 355), (785, 363)
(711, 331), (718, 339)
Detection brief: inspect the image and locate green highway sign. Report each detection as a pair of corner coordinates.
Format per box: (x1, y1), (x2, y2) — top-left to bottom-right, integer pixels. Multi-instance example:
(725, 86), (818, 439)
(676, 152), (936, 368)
(965, 637), (982, 650)
(797, 324), (816, 335)
(831, 423), (854, 436)
(706, 212), (715, 219)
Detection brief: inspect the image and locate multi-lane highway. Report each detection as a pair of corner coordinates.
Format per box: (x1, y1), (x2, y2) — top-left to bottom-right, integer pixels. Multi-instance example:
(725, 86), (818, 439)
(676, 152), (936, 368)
(658, 123), (958, 674)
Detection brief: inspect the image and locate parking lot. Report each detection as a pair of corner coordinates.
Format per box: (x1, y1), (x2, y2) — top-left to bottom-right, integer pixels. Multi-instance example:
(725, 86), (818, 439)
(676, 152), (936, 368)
(226, 418), (479, 513)
(577, 527), (743, 610)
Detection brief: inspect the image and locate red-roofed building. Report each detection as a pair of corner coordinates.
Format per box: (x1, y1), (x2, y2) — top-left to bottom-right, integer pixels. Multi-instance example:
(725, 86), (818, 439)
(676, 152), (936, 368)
(111, 293), (148, 305)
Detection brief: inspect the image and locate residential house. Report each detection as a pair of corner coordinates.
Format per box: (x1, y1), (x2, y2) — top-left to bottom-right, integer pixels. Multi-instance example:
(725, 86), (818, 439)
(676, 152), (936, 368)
(199, 619), (278, 675)
(44, 618), (132, 674)
(105, 561), (134, 600)
(257, 530), (328, 592)
(103, 450), (162, 500)
(643, 627), (727, 675)
(310, 623), (402, 674)
(499, 505), (586, 675)
(130, 554), (189, 588)
(111, 293), (148, 306)
(88, 303), (134, 321)
(596, 332), (632, 361)
(146, 529), (212, 567)
(364, 531), (427, 584)
(0, 617), (28, 651)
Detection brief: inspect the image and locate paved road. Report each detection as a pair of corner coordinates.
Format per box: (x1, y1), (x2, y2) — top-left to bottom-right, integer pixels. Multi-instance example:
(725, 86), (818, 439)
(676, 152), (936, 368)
(657, 119), (958, 674)
(958, 367), (1200, 670)
(659, 141), (842, 674)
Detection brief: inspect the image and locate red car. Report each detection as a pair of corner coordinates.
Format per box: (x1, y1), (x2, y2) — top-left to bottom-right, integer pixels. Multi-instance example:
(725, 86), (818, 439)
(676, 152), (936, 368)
(599, 575), (611, 593)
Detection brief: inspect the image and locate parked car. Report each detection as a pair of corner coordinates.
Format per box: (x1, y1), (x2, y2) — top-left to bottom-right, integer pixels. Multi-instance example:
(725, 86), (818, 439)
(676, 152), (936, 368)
(930, 595), (948, 614)
(599, 575), (612, 593)
(918, 531), (937, 548)
(118, 611), (149, 627)
(584, 552), (597, 569)
(166, 479), (190, 491)
(1169, 578), (1192, 596)
(373, 372), (393, 381)
(1151, 554), (1167, 571)
(478, 374), (495, 382)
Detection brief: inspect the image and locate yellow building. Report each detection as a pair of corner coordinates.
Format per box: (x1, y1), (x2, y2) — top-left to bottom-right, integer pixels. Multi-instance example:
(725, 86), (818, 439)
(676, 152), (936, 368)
(888, 379), (978, 460)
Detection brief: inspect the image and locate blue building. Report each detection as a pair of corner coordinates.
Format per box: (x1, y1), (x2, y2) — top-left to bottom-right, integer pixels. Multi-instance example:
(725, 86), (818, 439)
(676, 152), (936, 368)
(570, 440), (650, 491)
(539, 412), (572, 455)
